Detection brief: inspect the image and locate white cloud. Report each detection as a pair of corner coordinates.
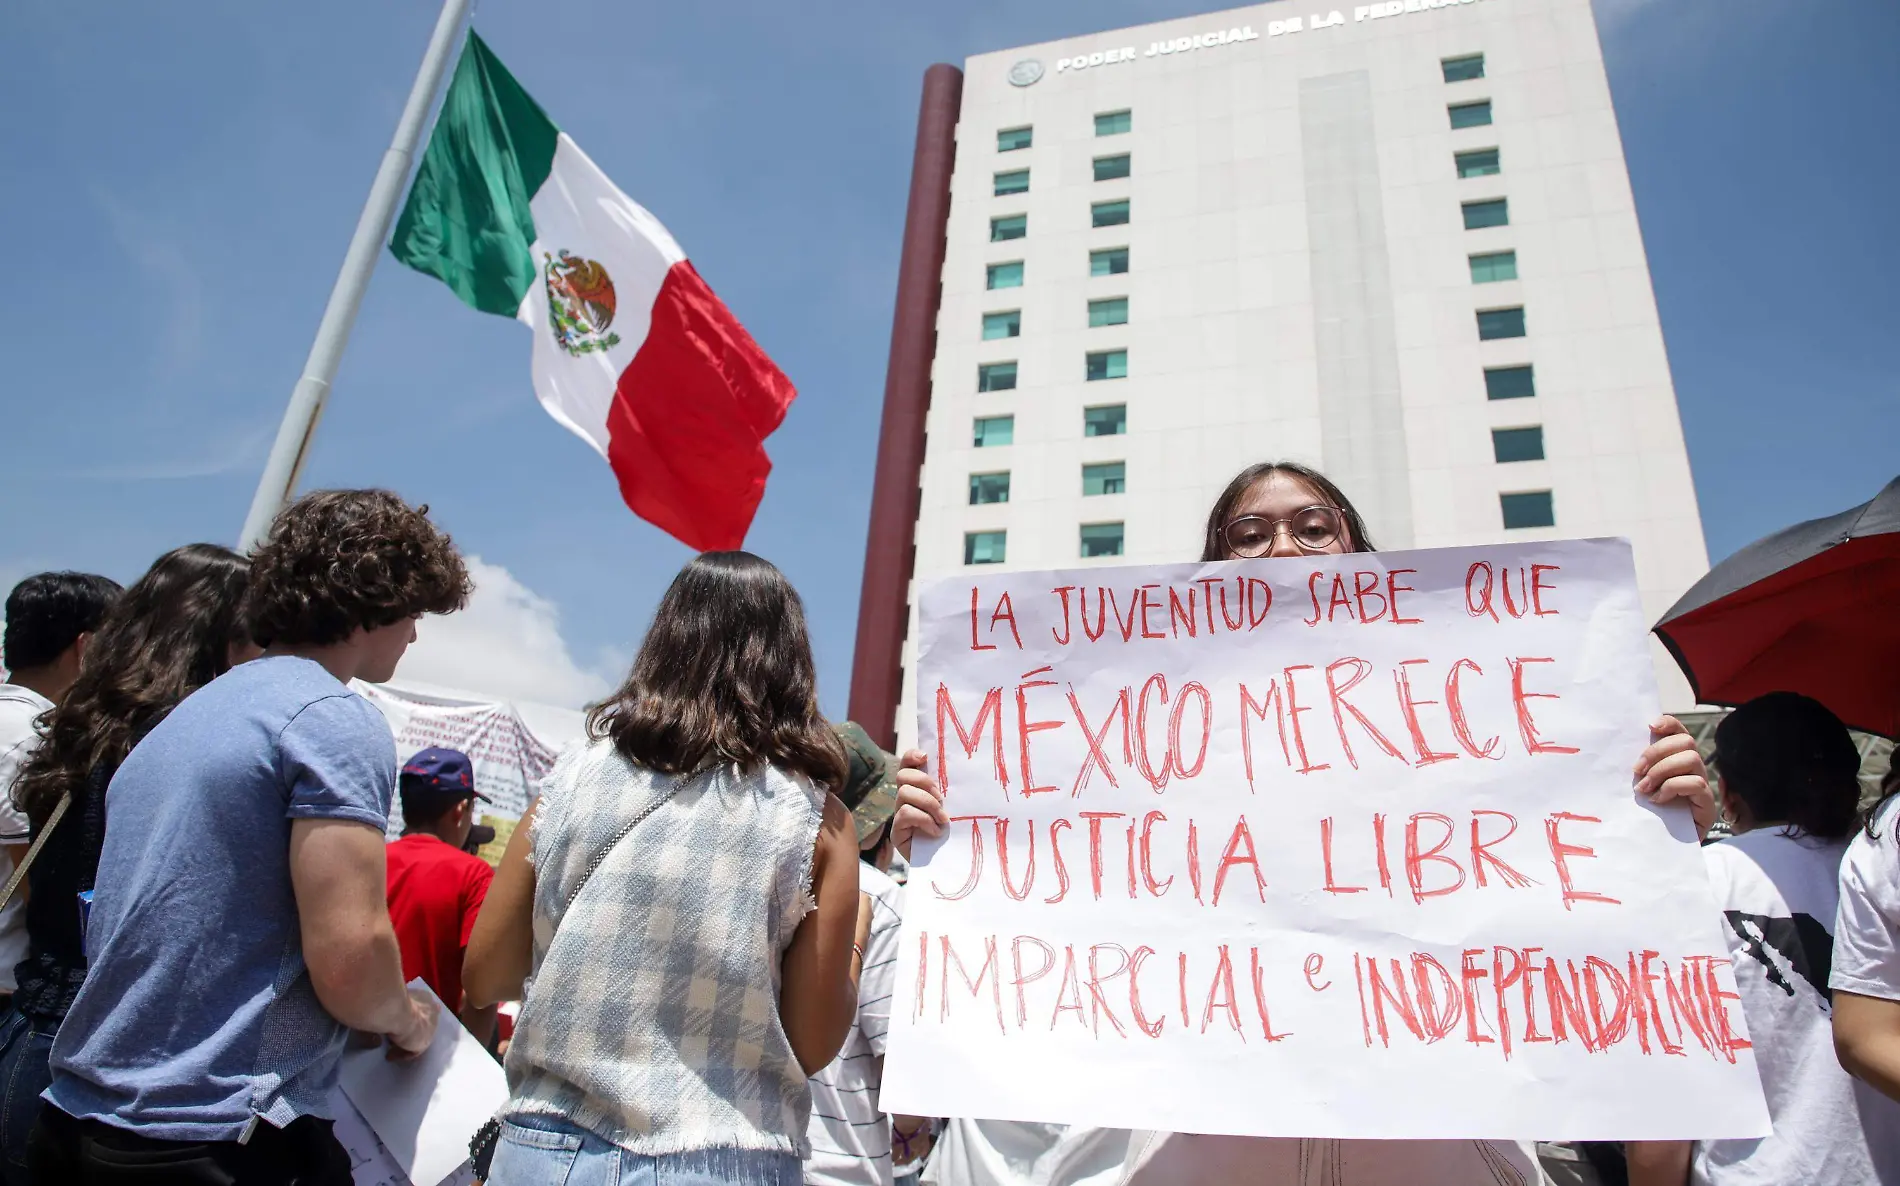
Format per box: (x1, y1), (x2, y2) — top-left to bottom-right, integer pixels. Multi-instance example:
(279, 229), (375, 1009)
(394, 556), (614, 709)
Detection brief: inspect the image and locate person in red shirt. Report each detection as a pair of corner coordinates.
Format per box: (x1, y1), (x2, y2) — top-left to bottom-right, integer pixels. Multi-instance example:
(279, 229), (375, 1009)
(384, 746), (498, 1045)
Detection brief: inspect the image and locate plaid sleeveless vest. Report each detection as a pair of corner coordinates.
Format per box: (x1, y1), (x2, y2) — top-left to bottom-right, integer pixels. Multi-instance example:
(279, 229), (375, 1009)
(505, 740), (824, 1156)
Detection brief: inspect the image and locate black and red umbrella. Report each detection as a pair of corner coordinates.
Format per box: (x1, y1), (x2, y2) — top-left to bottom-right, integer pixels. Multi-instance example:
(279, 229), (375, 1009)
(1656, 475), (1900, 738)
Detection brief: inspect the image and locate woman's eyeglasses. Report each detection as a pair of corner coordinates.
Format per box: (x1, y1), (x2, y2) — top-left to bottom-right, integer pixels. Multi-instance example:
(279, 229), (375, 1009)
(1222, 506), (1345, 557)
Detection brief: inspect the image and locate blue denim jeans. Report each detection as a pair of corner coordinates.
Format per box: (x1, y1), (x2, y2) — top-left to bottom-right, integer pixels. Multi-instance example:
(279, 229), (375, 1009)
(0, 1007), (58, 1186)
(489, 1114), (801, 1186)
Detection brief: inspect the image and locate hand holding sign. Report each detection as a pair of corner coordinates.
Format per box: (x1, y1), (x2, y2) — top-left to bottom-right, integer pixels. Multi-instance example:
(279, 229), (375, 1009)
(881, 539), (1768, 1142)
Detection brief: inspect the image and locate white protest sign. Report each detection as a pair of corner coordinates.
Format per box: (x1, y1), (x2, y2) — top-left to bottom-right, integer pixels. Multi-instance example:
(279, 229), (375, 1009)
(356, 683), (563, 821)
(338, 982), (508, 1186)
(881, 539), (1770, 1141)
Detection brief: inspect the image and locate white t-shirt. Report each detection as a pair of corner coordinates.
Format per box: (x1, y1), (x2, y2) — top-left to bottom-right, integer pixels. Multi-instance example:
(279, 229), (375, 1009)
(0, 685), (51, 994)
(807, 862), (904, 1186)
(1695, 827), (1900, 1185)
(1835, 797), (1900, 1005)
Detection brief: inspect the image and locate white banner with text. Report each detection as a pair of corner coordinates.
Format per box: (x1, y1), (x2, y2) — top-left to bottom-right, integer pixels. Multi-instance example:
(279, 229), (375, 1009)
(881, 539), (1769, 1140)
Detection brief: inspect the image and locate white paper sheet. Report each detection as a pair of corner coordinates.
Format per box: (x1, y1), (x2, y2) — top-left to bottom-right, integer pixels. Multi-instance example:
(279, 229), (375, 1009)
(881, 540), (1771, 1141)
(337, 982), (508, 1186)
(332, 1090), (410, 1186)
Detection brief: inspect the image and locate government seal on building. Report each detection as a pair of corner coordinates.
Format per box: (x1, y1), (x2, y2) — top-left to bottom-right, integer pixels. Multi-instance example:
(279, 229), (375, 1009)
(544, 249), (621, 357)
(1007, 58), (1044, 87)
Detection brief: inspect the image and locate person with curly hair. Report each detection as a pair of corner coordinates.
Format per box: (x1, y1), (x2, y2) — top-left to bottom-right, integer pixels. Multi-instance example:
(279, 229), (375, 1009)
(0, 546), (249, 1185)
(31, 490), (470, 1185)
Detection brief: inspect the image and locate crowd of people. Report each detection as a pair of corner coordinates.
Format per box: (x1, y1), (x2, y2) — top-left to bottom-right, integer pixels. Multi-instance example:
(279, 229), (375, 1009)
(0, 462), (1891, 1186)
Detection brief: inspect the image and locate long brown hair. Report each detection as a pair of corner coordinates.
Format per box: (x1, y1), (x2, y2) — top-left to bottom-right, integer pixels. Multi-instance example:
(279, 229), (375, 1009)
(1200, 461), (1376, 562)
(13, 545), (251, 828)
(587, 552), (845, 794)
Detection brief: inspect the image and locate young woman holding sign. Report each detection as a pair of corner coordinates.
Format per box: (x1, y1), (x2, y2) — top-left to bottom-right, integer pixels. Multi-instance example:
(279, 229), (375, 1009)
(891, 460), (1714, 1186)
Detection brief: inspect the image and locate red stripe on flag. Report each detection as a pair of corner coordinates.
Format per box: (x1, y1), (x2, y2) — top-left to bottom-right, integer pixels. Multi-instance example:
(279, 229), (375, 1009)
(603, 261), (797, 552)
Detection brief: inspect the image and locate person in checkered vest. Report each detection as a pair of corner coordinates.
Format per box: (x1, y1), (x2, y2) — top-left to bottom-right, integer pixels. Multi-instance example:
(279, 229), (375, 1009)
(466, 551), (870, 1185)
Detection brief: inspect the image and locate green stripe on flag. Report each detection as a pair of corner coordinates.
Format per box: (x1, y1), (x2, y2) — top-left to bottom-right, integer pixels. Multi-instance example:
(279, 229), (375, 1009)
(391, 31), (560, 316)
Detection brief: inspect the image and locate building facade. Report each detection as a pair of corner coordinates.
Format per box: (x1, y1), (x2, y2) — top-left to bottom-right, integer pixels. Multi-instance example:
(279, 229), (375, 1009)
(850, 0), (1708, 749)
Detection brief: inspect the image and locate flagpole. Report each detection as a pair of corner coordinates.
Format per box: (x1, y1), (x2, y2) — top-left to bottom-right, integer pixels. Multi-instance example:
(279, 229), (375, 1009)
(237, 0), (474, 551)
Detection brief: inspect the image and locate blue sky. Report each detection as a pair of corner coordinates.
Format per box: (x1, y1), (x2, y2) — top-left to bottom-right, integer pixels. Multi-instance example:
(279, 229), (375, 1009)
(1, 0), (1894, 715)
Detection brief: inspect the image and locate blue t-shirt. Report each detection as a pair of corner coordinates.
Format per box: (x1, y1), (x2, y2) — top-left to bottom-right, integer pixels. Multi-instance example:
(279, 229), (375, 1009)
(46, 656), (395, 1140)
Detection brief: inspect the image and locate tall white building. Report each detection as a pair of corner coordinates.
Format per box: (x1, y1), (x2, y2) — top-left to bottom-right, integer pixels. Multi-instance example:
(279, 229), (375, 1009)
(849, 0), (1708, 748)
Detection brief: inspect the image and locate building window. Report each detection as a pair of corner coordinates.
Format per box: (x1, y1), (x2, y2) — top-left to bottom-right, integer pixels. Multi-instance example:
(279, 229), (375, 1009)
(1096, 109), (1132, 136)
(977, 362), (1018, 392)
(1082, 461), (1126, 496)
(987, 261), (1024, 290)
(994, 169), (1029, 196)
(1477, 307), (1527, 340)
(969, 472), (1011, 505)
(1084, 404), (1127, 436)
(1500, 491), (1555, 530)
(965, 530), (1007, 565)
(1470, 250), (1517, 283)
(991, 214), (1027, 242)
(1463, 199), (1509, 229)
(972, 414), (1018, 446)
(1485, 365), (1536, 400)
(1456, 149), (1501, 179)
(973, 415), (1014, 447)
(1092, 200), (1131, 228)
(998, 126), (1033, 152)
(1086, 350), (1127, 381)
(982, 310), (1021, 340)
(1088, 297), (1128, 327)
(1492, 426), (1545, 463)
(1443, 54), (1485, 83)
(1094, 154), (1131, 182)
(1091, 247), (1130, 276)
(1080, 523), (1125, 558)
(1449, 100), (1493, 129)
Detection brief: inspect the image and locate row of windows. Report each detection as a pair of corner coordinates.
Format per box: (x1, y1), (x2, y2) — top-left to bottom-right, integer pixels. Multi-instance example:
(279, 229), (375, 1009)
(962, 487), (1553, 567)
(980, 298), (1127, 340)
(972, 406), (1126, 448)
(988, 271), (1132, 317)
(973, 350), (1127, 391)
(968, 461), (1126, 505)
(963, 488), (1555, 565)
(990, 213), (1130, 264)
(995, 109), (1133, 155)
(1000, 148), (1497, 214)
(964, 524), (1125, 565)
(993, 168), (1138, 198)
(967, 363), (1526, 435)
(980, 346), (1091, 392)
(969, 422), (1543, 510)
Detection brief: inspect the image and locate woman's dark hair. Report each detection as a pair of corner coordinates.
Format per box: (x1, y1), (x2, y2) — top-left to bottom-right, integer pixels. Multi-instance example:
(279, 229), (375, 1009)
(3, 572), (123, 672)
(1200, 461), (1376, 562)
(245, 489), (470, 648)
(1713, 692), (1861, 841)
(13, 545), (251, 828)
(587, 552), (846, 794)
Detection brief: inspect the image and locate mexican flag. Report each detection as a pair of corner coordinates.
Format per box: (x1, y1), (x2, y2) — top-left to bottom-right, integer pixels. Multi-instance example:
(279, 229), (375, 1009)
(390, 32), (795, 552)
